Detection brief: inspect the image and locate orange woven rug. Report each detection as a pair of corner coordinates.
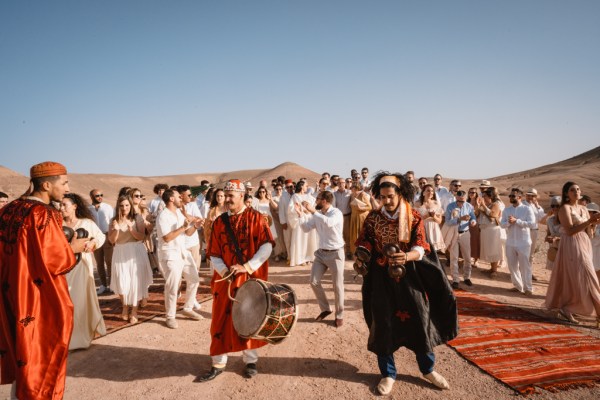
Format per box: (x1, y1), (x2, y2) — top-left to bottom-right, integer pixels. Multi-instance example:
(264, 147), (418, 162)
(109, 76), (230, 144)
(99, 277), (213, 334)
(448, 290), (600, 394)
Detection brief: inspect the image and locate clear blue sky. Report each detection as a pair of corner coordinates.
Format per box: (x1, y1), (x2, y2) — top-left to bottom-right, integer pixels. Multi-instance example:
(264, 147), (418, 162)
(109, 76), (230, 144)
(1, 1), (598, 178)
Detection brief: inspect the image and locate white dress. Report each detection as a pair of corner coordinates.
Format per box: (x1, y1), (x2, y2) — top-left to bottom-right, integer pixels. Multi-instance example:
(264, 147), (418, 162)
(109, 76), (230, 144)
(288, 193), (318, 266)
(110, 217), (154, 306)
(416, 204), (446, 251)
(255, 200), (277, 239)
(65, 218), (107, 350)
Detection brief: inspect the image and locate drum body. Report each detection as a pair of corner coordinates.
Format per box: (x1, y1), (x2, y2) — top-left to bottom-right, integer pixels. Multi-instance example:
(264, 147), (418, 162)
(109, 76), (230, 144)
(232, 279), (298, 344)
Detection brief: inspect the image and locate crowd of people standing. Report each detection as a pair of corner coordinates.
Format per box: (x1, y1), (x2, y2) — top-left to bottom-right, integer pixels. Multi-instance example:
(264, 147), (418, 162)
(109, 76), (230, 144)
(1, 162), (599, 398)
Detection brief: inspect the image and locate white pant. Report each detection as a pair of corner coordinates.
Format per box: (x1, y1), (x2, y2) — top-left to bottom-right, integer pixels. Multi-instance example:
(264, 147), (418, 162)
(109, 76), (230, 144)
(310, 248), (345, 319)
(506, 243), (532, 292)
(449, 231), (472, 282)
(161, 256), (200, 319)
(212, 349), (258, 368)
(529, 229), (539, 264)
(283, 227), (292, 260)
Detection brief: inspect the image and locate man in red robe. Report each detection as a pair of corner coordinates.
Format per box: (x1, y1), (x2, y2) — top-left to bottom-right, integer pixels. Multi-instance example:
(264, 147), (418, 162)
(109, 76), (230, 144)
(196, 179), (274, 382)
(0, 161), (88, 399)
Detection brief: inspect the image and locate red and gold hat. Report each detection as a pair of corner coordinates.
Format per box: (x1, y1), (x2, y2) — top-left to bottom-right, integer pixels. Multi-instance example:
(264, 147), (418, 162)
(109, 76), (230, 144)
(284, 179), (293, 185)
(30, 161), (67, 179)
(224, 179), (245, 192)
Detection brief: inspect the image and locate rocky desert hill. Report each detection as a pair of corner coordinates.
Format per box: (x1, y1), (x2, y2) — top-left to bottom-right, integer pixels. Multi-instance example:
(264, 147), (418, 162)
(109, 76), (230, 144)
(0, 162), (322, 205)
(1, 147), (599, 207)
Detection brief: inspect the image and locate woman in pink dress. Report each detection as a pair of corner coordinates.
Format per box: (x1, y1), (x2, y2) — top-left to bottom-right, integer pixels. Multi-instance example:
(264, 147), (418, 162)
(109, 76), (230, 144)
(545, 181), (600, 327)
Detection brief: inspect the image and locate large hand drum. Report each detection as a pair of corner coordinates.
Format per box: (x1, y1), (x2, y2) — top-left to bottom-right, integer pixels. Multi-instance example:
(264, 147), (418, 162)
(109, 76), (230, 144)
(232, 279), (298, 344)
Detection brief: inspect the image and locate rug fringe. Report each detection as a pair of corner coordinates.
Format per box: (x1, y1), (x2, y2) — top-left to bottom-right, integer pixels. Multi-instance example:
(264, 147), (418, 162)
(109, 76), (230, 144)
(541, 380), (600, 393)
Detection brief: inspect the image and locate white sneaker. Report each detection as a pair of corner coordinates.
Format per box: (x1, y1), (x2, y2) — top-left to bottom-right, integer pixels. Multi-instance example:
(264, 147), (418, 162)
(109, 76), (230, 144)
(424, 371), (450, 389)
(376, 377), (395, 395)
(193, 301), (202, 312)
(96, 285), (107, 295)
(182, 309), (203, 320)
(165, 318), (178, 329)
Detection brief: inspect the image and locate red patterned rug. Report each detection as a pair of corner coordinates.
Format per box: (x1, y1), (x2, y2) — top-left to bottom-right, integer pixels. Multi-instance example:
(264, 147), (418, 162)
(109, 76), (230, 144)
(448, 290), (600, 394)
(99, 276), (213, 334)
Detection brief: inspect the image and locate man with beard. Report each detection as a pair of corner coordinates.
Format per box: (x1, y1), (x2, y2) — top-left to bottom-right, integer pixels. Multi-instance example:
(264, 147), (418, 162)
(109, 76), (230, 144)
(88, 188), (115, 294)
(196, 179), (274, 382)
(296, 190), (345, 327)
(501, 188), (536, 295)
(353, 172), (457, 395)
(0, 161), (88, 399)
(156, 189), (203, 329)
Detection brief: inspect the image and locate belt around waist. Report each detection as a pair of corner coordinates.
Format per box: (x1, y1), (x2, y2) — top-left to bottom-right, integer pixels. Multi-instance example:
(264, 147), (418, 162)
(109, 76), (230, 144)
(320, 248), (341, 252)
(458, 230), (468, 234)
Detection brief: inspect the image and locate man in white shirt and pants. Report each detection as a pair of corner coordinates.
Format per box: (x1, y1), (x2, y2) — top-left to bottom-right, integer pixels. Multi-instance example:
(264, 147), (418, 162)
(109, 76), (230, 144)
(296, 191), (346, 328)
(279, 179), (294, 260)
(157, 189), (203, 329)
(501, 188), (536, 296)
(89, 188), (115, 295)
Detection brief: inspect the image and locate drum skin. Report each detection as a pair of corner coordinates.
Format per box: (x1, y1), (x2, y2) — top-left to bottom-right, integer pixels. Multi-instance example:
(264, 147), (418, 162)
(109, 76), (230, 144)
(232, 279), (298, 344)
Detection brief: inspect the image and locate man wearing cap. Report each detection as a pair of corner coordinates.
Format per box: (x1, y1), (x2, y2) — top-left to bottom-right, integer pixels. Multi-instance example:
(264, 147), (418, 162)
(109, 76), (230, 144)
(444, 190), (477, 289)
(89, 188), (115, 295)
(196, 179), (274, 382)
(501, 189), (536, 295)
(525, 188), (545, 266)
(0, 161), (89, 399)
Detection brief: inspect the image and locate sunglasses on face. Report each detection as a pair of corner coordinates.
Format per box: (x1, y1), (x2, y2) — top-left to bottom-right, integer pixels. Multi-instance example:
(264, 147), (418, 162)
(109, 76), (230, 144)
(94, 194), (103, 198)
(133, 194), (143, 198)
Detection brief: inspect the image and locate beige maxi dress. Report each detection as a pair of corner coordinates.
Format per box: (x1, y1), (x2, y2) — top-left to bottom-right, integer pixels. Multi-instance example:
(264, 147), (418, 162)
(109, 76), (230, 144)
(545, 207), (600, 316)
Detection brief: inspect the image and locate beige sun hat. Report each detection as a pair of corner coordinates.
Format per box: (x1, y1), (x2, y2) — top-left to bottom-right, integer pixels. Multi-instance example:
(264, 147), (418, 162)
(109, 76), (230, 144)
(526, 188), (538, 196)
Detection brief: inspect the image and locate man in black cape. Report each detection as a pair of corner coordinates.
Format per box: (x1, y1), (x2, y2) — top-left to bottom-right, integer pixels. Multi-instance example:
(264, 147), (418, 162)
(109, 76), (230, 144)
(354, 171), (458, 395)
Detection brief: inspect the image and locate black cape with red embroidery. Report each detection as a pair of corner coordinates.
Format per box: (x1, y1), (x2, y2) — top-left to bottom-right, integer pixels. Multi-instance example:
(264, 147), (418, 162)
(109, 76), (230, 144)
(355, 208), (458, 356)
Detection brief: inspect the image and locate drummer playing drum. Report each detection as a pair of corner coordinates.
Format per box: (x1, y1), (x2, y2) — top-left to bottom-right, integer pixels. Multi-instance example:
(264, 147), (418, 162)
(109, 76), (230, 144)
(195, 179), (275, 382)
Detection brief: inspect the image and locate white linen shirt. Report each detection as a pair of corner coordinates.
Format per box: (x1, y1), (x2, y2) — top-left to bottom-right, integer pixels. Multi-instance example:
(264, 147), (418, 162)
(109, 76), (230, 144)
(299, 206), (345, 250)
(88, 202), (114, 233)
(184, 202), (202, 249)
(156, 208), (187, 261)
(500, 203), (536, 246)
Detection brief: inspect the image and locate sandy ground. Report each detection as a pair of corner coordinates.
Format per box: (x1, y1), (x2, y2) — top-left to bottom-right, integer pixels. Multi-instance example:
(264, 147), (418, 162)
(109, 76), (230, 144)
(2, 239), (600, 399)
